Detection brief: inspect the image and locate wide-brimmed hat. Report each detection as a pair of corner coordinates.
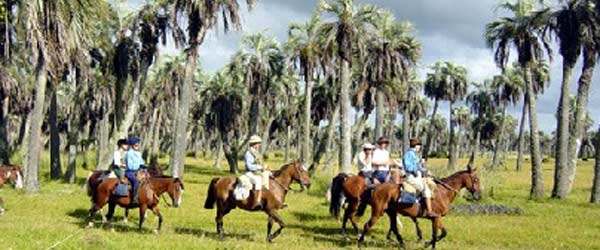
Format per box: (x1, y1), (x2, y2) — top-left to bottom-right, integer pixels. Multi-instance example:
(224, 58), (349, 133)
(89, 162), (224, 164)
(248, 135), (262, 145)
(362, 143), (376, 150)
(377, 136), (390, 144)
(410, 138), (422, 147)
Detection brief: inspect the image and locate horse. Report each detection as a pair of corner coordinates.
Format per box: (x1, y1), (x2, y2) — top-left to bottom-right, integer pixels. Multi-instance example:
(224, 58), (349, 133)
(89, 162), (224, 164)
(0, 164), (23, 189)
(204, 160), (311, 242)
(85, 164), (165, 223)
(329, 164), (403, 237)
(358, 166), (482, 250)
(87, 175), (184, 233)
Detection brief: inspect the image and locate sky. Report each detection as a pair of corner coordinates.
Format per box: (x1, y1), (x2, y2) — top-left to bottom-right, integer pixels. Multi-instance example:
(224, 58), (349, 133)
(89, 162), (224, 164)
(126, 0), (600, 132)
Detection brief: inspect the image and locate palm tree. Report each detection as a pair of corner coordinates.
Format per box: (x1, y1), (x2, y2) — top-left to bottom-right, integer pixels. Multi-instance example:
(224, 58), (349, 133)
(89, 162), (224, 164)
(442, 62), (468, 170)
(552, 0), (600, 198)
(167, 0), (257, 178)
(491, 68), (523, 169)
(454, 105), (472, 159)
(591, 125), (600, 203)
(287, 14), (323, 164)
(423, 62), (445, 159)
(466, 81), (496, 167)
(317, 0), (379, 173)
(486, 0), (552, 199)
(362, 10), (421, 139)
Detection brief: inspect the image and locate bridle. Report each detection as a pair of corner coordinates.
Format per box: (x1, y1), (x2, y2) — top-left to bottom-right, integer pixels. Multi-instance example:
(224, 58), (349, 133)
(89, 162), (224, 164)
(271, 163), (308, 192)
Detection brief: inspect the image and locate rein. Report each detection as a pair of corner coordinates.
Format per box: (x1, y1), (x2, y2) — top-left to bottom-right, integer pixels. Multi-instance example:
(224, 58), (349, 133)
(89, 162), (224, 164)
(433, 177), (460, 194)
(271, 175), (291, 192)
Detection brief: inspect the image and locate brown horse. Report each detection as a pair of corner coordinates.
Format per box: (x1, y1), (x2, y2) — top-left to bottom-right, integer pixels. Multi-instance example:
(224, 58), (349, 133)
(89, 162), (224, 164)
(358, 166), (481, 250)
(204, 160), (311, 242)
(329, 166), (403, 237)
(0, 164), (23, 189)
(87, 175), (184, 232)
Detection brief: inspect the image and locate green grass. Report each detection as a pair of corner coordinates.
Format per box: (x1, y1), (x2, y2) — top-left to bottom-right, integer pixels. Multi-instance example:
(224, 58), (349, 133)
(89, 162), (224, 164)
(0, 153), (599, 250)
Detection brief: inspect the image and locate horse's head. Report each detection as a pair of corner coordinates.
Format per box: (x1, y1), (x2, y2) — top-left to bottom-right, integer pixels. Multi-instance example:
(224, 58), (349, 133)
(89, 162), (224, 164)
(290, 160), (311, 190)
(167, 178), (184, 208)
(2, 166), (23, 189)
(464, 165), (482, 201)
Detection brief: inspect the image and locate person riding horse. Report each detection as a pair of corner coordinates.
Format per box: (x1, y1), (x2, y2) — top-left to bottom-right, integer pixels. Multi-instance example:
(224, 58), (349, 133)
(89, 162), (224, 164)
(125, 136), (146, 205)
(372, 136), (392, 183)
(403, 138), (439, 218)
(243, 135), (268, 210)
(357, 143), (376, 187)
(112, 139), (129, 182)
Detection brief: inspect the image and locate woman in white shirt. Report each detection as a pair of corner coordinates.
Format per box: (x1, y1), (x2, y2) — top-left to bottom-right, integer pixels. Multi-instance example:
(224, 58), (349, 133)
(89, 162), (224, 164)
(372, 136), (391, 183)
(357, 143), (375, 183)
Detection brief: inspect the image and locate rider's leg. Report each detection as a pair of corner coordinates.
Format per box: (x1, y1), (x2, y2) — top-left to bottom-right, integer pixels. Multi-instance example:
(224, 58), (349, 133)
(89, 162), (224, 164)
(423, 186), (438, 217)
(125, 171), (139, 204)
(250, 173), (262, 209)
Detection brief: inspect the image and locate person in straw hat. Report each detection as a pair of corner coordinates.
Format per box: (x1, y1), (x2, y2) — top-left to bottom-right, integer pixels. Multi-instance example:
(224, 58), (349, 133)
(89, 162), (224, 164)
(403, 138), (439, 217)
(357, 143), (376, 186)
(372, 136), (392, 184)
(243, 135), (266, 209)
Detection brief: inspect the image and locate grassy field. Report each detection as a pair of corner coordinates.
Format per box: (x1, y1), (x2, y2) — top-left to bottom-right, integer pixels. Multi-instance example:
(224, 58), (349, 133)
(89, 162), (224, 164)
(0, 153), (599, 250)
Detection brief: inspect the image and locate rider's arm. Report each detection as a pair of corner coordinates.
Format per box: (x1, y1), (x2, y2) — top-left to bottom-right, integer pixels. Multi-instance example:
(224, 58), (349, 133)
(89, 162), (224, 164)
(402, 151), (418, 176)
(244, 152), (262, 172)
(113, 151), (122, 167)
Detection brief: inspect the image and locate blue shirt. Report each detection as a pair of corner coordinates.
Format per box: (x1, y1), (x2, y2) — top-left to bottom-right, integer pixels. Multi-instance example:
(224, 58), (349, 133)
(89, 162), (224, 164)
(403, 149), (420, 175)
(244, 151), (262, 172)
(125, 149), (145, 171)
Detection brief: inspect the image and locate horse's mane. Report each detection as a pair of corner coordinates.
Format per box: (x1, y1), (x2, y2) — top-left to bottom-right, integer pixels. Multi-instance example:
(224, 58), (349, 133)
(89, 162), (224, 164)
(440, 170), (471, 183)
(272, 162), (296, 177)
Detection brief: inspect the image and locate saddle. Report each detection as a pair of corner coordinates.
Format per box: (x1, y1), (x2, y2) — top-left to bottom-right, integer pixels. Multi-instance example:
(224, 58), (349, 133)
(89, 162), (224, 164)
(233, 172), (271, 201)
(398, 177), (437, 204)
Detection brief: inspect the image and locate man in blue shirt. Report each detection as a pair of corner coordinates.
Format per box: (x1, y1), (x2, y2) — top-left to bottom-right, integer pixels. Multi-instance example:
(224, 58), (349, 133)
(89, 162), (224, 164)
(403, 138), (438, 217)
(125, 136), (145, 205)
(244, 135), (266, 209)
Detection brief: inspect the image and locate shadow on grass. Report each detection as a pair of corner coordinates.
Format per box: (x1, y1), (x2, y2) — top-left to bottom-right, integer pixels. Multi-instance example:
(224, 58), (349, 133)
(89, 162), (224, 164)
(300, 233), (399, 249)
(290, 211), (331, 222)
(174, 227), (254, 241)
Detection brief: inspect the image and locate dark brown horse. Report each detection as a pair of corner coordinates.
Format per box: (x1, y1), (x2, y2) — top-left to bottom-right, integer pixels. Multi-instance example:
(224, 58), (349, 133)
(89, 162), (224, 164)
(0, 164), (23, 189)
(204, 160), (311, 242)
(87, 175), (184, 232)
(329, 166), (403, 237)
(358, 166), (481, 250)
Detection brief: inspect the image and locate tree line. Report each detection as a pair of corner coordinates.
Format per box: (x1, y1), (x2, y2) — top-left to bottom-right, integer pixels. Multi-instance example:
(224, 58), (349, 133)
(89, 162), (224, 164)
(0, 0), (599, 202)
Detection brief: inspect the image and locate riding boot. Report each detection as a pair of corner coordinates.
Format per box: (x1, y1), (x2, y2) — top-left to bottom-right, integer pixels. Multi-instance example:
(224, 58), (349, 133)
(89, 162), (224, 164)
(251, 190), (262, 210)
(131, 183), (139, 205)
(424, 198), (439, 218)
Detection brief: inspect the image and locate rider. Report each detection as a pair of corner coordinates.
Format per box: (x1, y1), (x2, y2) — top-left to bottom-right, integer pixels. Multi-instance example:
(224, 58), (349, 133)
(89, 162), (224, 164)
(125, 136), (146, 205)
(357, 143), (376, 186)
(112, 139), (129, 182)
(372, 136), (391, 184)
(403, 138), (439, 218)
(243, 135), (266, 209)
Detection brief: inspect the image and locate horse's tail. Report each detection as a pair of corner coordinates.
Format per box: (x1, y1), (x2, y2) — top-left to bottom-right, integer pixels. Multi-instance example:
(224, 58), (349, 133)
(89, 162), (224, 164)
(329, 173), (348, 219)
(204, 177), (220, 209)
(85, 172), (94, 197)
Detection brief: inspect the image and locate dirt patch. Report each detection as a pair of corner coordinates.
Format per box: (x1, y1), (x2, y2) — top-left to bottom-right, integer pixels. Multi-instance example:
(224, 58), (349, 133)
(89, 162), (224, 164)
(451, 204), (523, 215)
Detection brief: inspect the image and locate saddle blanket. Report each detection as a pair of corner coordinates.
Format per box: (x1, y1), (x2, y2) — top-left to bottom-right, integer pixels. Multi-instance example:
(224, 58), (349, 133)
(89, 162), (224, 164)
(399, 177), (437, 204)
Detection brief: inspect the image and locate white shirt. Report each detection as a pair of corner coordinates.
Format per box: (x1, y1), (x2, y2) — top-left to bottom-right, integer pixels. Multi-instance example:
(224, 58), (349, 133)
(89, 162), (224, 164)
(357, 151), (373, 172)
(113, 150), (125, 167)
(372, 148), (390, 171)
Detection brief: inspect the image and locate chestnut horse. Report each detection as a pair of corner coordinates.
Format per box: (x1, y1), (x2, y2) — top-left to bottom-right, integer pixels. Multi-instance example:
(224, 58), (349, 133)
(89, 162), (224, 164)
(0, 164), (23, 189)
(87, 176), (184, 232)
(329, 166), (403, 236)
(204, 160), (311, 242)
(358, 166), (481, 250)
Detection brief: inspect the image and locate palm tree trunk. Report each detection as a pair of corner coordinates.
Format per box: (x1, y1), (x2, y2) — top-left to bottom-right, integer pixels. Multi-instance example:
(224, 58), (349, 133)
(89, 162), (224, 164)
(457, 129), (463, 159)
(25, 61), (48, 192)
(49, 90), (62, 179)
(339, 59), (352, 173)
(524, 65), (544, 199)
(169, 45), (199, 178)
(423, 99), (439, 160)
(0, 94), (9, 164)
(261, 117), (275, 154)
(214, 138), (223, 169)
(590, 126), (600, 203)
(468, 131), (481, 167)
(222, 133), (239, 174)
(448, 101), (458, 170)
(64, 114), (78, 184)
(375, 88), (385, 139)
(285, 125), (291, 163)
(492, 104), (507, 169)
(301, 69), (313, 164)
(566, 48), (597, 196)
(402, 104), (410, 154)
(516, 97), (528, 171)
(552, 61), (575, 198)
(311, 104), (339, 174)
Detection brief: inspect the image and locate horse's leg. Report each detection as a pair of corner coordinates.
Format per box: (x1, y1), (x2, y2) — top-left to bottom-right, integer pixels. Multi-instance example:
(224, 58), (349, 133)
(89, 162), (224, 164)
(425, 218), (439, 250)
(123, 208), (129, 224)
(106, 202), (116, 230)
(138, 204), (147, 231)
(413, 217), (424, 243)
(436, 218), (447, 242)
(151, 206), (163, 234)
(216, 202), (226, 240)
(348, 200), (361, 236)
(266, 215), (274, 242)
(386, 210), (405, 250)
(87, 194), (109, 228)
(357, 212), (381, 246)
(266, 210), (285, 242)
